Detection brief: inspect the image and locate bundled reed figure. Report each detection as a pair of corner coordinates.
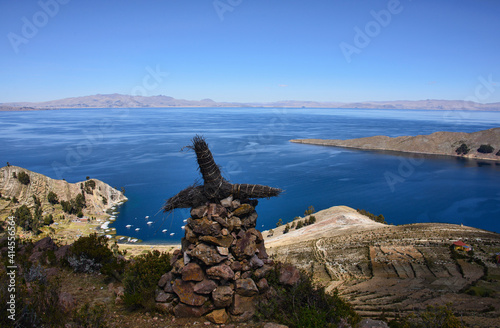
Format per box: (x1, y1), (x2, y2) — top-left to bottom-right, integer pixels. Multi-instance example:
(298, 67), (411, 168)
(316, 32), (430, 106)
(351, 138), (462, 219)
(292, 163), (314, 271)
(164, 135), (281, 212)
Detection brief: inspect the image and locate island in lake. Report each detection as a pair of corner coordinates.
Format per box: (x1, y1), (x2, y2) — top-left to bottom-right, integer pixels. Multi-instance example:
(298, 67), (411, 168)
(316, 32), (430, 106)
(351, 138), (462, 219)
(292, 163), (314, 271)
(291, 127), (500, 161)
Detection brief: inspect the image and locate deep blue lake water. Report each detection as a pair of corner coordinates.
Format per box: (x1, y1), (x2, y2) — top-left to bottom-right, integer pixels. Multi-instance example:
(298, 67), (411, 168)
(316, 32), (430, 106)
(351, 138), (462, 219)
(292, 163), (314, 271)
(1, 107), (499, 242)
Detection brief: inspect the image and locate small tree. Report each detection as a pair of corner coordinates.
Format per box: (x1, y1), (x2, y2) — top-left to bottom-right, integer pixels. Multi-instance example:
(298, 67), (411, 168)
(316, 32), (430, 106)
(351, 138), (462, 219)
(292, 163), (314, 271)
(304, 205), (315, 216)
(47, 191), (59, 204)
(283, 224), (290, 234)
(44, 214), (54, 225)
(290, 221), (296, 229)
(455, 143), (470, 155)
(296, 220), (304, 229)
(309, 215), (317, 224)
(477, 144), (494, 154)
(276, 218), (283, 228)
(17, 171), (30, 185)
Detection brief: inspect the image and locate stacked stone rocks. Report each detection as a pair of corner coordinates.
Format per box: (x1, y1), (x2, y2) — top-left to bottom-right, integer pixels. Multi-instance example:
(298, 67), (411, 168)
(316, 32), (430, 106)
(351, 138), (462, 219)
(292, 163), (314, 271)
(155, 195), (276, 324)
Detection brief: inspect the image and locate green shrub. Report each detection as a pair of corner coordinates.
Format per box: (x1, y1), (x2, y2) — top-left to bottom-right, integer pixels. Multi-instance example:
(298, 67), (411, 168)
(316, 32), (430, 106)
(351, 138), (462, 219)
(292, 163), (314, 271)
(296, 220), (304, 229)
(283, 224), (290, 234)
(13, 205), (33, 231)
(477, 144), (494, 154)
(304, 205), (315, 216)
(17, 171), (30, 185)
(44, 214), (54, 225)
(47, 191), (59, 204)
(122, 250), (172, 311)
(12, 196), (18, 204)
(68, 233), (125, 278)
(308, 215), (317, 225)
(257, 263), (359, 327)
(72, 303), (108, 328)
(357, 209), (387, 224)
(455, 143), (470, 155)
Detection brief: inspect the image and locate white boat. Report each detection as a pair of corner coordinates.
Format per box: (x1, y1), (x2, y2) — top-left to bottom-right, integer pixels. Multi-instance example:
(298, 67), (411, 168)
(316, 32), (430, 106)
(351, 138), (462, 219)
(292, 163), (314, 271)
(126, 224), (132, 228)
(181, 226), (185, 229)
(119, 237), (125, 240)
(183, 219), (187, 223)
(170, 233), (175, 236)
(135, 228), (140, 231)
(162, 229), (168, 233)
(145, 215), (149, 219)
(147, 221), (153, 225)
(105, 235), (112, 239)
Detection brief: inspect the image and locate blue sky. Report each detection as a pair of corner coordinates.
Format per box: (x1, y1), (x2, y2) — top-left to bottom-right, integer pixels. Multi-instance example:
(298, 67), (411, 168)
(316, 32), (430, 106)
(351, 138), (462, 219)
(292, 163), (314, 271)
(1, 0), (499, 103)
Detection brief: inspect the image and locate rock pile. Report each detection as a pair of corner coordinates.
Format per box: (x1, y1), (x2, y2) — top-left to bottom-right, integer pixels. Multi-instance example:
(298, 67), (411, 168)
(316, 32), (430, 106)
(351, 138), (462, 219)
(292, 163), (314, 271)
(156, 136), (296, 324)
(155, 196), (287, 323)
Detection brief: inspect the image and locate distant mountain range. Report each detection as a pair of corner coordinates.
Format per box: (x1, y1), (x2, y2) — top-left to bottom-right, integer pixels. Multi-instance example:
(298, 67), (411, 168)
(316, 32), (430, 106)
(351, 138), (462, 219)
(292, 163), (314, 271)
(2, 93), (500, 111)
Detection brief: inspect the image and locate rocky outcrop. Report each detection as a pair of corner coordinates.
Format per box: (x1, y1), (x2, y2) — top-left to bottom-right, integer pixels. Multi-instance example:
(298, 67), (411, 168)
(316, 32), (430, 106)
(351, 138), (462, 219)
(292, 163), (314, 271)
(291, 127), (500, 161)
(0, 165), (127, 219)
(156, 196), (297, 323)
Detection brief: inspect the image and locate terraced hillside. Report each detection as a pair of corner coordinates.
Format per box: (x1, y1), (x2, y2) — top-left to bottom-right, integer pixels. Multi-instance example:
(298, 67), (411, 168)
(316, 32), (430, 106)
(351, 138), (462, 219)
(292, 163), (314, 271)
(264, 206), (500, 327)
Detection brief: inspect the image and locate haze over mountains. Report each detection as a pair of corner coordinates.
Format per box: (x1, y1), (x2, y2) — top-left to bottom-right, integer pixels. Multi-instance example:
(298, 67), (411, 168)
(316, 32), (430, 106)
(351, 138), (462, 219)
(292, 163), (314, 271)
(2, 93), (500, 111)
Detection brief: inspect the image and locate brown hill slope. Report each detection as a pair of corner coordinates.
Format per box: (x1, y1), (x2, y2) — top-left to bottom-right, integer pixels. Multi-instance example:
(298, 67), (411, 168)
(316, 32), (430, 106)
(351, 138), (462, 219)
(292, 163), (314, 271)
(291, 127), (500, 161)
(264, 206), (500, 327)
(0, 166), (127, 241)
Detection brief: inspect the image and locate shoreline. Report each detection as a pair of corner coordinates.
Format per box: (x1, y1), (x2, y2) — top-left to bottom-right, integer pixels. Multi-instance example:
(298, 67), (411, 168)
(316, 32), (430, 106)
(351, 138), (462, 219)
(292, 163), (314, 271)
(291, 127), (500, 162)
(291, 139), (500, 162)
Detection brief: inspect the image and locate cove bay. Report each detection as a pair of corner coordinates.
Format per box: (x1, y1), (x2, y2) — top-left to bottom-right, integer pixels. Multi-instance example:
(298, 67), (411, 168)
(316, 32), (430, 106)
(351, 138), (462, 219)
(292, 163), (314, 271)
(1, 107), (499, 243)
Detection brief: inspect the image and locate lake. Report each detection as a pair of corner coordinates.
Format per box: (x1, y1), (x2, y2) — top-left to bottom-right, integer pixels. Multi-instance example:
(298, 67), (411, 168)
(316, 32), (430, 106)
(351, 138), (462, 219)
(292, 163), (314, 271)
(1, 107), (499, 242)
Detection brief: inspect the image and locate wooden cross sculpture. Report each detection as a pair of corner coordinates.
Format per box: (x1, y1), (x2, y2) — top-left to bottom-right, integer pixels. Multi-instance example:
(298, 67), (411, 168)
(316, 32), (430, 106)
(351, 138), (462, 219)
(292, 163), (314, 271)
(163, 135), (282, 213)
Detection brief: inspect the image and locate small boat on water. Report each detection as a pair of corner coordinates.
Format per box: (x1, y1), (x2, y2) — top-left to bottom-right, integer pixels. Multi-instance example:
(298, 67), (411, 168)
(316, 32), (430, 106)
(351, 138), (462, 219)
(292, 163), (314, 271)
(145, 215), (149, 219)
(162, 229), (168, 233)
(147, 221), (153, 225)
(170, 233), (175, 236)
(135, 228), (140, 231)
(126, 224), (132, 228)
(183, 219), (187, 223)
(119, 237), (125, 240)
(181, 226), (185, 230)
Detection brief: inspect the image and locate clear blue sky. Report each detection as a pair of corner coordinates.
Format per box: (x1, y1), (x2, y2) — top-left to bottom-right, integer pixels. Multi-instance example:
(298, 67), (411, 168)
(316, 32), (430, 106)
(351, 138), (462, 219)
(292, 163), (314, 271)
(1, 0), (499, 103)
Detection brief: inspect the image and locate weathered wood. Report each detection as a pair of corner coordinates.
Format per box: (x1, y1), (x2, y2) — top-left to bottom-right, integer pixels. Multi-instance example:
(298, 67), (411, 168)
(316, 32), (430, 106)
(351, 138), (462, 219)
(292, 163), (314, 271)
(164, 136), (282, 212)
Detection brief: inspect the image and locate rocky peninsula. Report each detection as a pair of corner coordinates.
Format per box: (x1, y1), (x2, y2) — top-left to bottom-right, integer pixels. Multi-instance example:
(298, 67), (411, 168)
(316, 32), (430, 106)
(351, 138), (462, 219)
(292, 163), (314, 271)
(291, 127), (500, 161)
(0, 165), (127, 243)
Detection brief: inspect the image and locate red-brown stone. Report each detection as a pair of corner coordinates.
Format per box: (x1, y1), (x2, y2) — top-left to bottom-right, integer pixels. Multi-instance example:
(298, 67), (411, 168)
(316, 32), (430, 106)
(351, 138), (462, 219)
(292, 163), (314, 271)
(207, 264), (235, 281)
(181, 262), (204, 282)
(172, 279), (209, 306)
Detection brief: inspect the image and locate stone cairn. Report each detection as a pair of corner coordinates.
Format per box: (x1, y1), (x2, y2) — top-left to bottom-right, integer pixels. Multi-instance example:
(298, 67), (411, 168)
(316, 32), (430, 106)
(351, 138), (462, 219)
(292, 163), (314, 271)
(155, 136), (294, 324)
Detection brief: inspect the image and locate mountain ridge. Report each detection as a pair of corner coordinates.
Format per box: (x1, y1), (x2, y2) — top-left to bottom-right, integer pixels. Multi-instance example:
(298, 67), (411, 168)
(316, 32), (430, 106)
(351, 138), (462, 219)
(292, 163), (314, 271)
(3, 93), (500, 111)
